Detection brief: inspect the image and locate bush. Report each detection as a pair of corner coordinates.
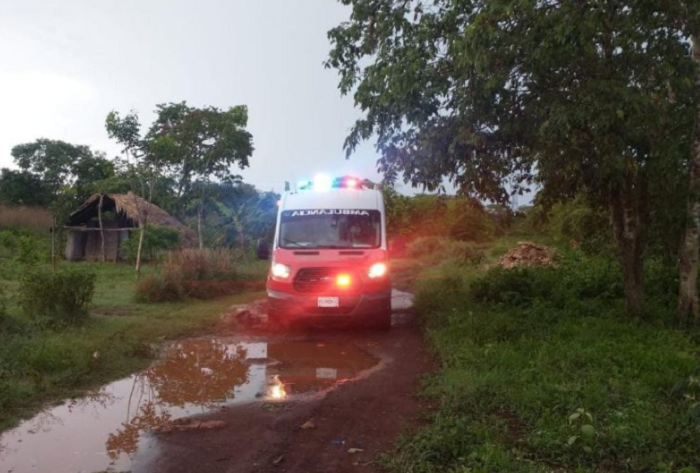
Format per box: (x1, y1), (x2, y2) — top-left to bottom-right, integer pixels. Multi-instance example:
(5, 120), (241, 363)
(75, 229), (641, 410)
(406, 236), (485, 266)
(0, 229), (47, 279)
(165, 248), (237, 282)
(471, 252), (623, 311)
(19, 266), (97, 327)
(135, 273), (184, 303)
(405, 236), (445, 258)
(449, 205), (495, 242)
(120, 225), (182, 262)
(135, 248), (239, 303)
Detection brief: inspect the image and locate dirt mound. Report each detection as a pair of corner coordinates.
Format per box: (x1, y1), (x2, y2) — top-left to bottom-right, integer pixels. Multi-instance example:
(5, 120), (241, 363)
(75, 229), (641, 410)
(499, 242), (554, 268)
(221, 299), (269, 329)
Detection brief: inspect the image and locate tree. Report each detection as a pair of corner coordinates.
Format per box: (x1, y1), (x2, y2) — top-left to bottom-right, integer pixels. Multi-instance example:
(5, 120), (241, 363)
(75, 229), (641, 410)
(327, 0), (699, 318)
(0, 169), (52, 206)
(205, 182), (278, 252)
(145, 102), (254, 248)
(10, 139), (114, 268)
(106, 111), (164, 277)
(679, 31), (700, 327)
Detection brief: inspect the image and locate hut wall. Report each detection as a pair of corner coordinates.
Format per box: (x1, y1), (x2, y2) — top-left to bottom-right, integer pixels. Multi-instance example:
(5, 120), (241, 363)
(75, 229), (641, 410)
(117, 230), (131, 260)
(65, 231), (86, 261)
(84, 222), (122, 260)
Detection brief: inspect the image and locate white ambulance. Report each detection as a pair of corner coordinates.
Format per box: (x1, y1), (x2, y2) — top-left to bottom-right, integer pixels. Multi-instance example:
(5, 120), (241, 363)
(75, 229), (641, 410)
(257, 175), (391, 329)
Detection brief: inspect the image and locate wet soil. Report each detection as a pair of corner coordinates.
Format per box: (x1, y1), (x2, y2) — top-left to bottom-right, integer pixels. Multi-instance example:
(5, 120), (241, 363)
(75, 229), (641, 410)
(0, 289), (431, 473)
(142, 301), (429, 473)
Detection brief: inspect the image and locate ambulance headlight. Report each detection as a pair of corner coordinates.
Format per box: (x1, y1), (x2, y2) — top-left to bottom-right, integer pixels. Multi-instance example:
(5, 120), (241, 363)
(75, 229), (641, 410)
(368, 262), (388, 278)
(271, 262), (292, 279)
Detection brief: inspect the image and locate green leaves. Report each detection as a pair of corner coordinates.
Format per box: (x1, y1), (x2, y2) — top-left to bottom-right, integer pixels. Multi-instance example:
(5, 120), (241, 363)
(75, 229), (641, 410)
(4, 139), (114, 219)
(566, 407), (596, 455)
(327, 0), (699, 203)
(580, 423), (595, 439)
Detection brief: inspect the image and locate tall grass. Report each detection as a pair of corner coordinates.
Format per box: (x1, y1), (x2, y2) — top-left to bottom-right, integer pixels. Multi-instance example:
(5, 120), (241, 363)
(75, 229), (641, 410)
(135, 248), (262, 302)
(0, 205), (52, 231)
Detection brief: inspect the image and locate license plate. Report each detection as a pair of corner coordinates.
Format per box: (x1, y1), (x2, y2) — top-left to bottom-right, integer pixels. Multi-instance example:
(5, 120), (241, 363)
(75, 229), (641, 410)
(317, 297), (339, 308)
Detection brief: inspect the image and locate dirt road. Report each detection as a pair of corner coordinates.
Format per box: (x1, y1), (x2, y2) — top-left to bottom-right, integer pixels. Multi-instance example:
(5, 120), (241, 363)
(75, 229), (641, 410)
(0, 287), (430, 473)
(137, 295), (431, 473)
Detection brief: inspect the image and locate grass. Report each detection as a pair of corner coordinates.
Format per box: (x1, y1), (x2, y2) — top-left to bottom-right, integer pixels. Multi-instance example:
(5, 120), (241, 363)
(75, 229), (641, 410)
(0, 260), (265, 431)
(385, 238), (700, 473)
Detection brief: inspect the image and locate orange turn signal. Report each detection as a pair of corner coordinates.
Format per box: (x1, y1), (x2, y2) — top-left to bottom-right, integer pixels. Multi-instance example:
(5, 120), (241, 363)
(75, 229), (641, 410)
(336, 274), (352, 287)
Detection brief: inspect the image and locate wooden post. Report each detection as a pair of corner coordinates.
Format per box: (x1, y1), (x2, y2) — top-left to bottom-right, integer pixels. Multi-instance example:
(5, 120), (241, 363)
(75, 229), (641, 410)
(98, 194), (106, 262)
(51, 217), (56, 272)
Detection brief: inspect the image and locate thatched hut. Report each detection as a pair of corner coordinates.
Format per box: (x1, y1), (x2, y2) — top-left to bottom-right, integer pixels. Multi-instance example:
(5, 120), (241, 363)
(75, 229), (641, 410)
(64, 192), (196, 261)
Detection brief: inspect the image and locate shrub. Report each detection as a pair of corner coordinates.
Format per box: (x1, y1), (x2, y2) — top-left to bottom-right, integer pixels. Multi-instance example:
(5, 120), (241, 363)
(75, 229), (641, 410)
(471, 252), (623, 310)
(19, 266), (97, 327)
(120, 225), (182, 262)
(531, 198), (614, 255)
(0, 229), (47, 278)
(406, 237), (485, 265)
(405, 236), (445, 258)
(441, 239), (485, 265)
(449, 205), (495, 242)
(165, 248), (237, 282)
(135, 273), (184, 303)
(135, 248), (239, 303)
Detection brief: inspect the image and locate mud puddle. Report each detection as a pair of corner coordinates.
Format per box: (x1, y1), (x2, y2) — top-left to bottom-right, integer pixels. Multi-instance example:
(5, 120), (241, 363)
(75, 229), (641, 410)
(0, 338), (379, 473)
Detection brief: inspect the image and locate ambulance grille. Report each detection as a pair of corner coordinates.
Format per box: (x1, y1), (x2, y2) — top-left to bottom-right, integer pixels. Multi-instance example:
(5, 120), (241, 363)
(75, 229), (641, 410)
(293, 268), (358, 293)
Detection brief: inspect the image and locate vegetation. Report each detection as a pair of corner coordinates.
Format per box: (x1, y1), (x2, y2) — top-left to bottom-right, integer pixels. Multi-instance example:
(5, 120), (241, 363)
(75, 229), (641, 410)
(106, 102), (255, 253)
(119, 224), (182, 262)
(383, 188), (499, 243)
(18, 266), (96, 327)
(387, 241), (700, 473)
(0, 261), (265, 431)
(328, 1), (700, 321)
(135, 248), (263, 302)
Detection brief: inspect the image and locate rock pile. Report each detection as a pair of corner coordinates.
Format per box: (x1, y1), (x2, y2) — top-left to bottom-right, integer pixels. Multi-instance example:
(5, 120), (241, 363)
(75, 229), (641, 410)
(499, 242), (554, 268)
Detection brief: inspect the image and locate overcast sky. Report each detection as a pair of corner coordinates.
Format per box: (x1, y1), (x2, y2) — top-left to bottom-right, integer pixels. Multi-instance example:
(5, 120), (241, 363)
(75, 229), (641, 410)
(0, 0), (398, 193)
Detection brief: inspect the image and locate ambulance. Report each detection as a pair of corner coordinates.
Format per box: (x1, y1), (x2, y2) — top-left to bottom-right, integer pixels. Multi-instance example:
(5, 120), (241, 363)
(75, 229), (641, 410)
(257, 175), (391, 329)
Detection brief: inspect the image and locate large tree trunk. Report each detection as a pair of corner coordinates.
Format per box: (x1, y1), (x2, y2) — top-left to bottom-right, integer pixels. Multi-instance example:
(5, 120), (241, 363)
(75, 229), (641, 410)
(610, 171), (649, 318)
(678, 34), (700, 327)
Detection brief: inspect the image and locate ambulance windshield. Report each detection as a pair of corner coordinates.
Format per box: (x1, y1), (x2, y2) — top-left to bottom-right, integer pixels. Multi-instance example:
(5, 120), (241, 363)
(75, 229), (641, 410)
(279, 209), (381, 249)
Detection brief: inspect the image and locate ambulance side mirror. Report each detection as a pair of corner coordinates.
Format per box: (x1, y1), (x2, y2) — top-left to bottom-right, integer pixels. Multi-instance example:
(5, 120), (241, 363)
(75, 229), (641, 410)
(256, 238), (270, 260)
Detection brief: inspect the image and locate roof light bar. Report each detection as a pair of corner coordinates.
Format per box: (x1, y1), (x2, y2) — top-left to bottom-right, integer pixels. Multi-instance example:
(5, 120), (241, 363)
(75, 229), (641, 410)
(313, 173), (333, 192)
(296, 175), (366, 191)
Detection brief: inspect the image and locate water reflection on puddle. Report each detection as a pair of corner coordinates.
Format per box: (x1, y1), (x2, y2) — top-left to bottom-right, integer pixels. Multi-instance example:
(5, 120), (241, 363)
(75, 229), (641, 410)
(0, 338), (379, 473)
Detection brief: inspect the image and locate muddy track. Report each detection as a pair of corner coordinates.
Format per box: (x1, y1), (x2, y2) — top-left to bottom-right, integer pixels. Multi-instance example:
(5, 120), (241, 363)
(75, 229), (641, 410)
(139, 318), (431, 473)
(0, 284), (431, 473)
(139, 308), (431, 473)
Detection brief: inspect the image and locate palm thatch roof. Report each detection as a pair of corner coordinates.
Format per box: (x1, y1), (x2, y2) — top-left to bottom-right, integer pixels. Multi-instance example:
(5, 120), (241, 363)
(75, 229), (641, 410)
(67, 192), (197, 244)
